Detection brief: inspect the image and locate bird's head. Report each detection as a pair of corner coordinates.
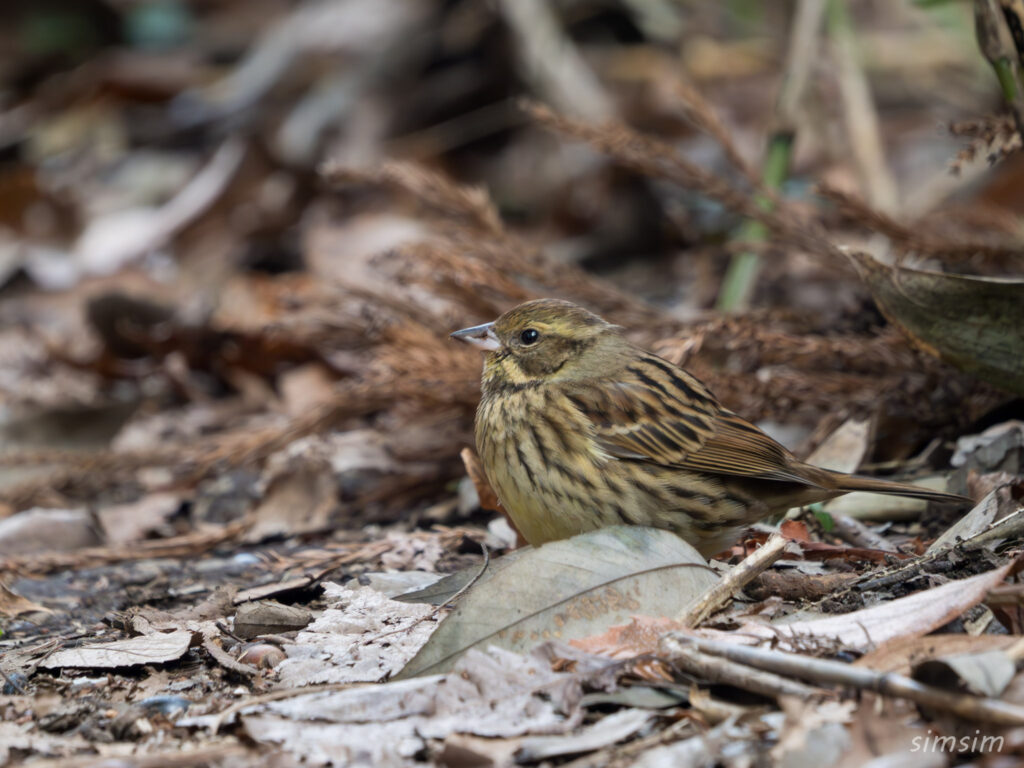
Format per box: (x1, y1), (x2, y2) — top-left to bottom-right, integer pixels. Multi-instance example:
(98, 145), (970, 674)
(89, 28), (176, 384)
(451, 299), (626, 387)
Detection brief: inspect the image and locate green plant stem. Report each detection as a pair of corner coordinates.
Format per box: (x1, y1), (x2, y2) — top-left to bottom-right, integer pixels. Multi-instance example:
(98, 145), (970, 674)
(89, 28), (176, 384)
(974, 0), (1024, 136)
(993, 55), (1021, 102)
(715, 131), (793, 312)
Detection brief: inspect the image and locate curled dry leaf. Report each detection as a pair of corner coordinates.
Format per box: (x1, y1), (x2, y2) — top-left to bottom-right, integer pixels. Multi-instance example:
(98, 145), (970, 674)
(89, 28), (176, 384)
(779, 519), (905, 563)
(855, 634), (1018, 676)
(728, 560), (1016, 652)
(849, 251), (1024, 395)
(574, 561), (1015, 659)
(96, 493), (181, 544)
(244, 458), (336, 543)
(927, 489), (1003, 553)
(953, 421), (1024, 474)
(912, 650), (1017, 698)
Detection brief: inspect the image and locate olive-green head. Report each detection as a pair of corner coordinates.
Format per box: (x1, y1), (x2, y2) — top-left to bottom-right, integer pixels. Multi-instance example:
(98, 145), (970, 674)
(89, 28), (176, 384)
(451, 299), (627, 385)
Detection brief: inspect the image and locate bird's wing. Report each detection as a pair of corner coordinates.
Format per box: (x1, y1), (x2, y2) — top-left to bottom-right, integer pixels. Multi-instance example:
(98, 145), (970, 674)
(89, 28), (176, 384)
(566, 353), (717, 465)
(675, 411), (820, 485)
(568, 354), (818, 486)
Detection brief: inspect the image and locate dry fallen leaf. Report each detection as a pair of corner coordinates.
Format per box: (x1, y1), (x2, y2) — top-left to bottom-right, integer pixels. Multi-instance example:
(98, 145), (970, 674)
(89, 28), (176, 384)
(728, 560), (1016, 652)
(233, 646), (589, 766)
(855, 634), (1018, 676)
(912, 650), (1017, 698)
(574, 561), (1015, 658)
(571, 615), (683, 659)
(927, 489), (1005, 553)
(0, 508), (102, 556)
(0, 582), (52, 618)
(275, 584), (437, 686)
(96, 493), (181, 544)
(233, 600), (313, 640)
(515, 708), (654, 762)
(805, 417), (871, 474)
(245, 459), (336, 542)
(39, 630), (193, 670)
(398, 526), (717, 678)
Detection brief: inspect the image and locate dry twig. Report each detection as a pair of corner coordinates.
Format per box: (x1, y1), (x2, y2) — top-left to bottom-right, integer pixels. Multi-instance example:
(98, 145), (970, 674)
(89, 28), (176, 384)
(819, 184), (1024, 260)
(662, 635), (826, 700)
(682, 534), (790, 626)
(527, 102), (845, 265)
(669, 634), (1024, 726)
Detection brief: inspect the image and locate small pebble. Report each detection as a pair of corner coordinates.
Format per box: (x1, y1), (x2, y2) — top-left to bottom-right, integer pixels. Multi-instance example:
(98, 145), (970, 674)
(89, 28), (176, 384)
(2, 672), (28, 695)
(138, 695), (191, 717)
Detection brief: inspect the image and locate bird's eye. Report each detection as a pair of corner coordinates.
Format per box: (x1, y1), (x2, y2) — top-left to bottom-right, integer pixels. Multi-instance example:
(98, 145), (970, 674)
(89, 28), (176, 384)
(519, 328), (539, 345)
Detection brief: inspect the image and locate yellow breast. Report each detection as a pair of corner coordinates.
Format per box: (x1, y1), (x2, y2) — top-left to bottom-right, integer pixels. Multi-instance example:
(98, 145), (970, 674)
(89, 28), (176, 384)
(475, 386), (611, 545)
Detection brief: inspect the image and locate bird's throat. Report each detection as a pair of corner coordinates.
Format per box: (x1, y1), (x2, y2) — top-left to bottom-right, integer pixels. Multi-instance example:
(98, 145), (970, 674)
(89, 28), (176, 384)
(482, 351), (545, 394)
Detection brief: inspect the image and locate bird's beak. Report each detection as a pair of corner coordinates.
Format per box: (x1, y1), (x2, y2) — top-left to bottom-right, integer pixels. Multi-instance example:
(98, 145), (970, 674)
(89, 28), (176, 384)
(450, 321), (501, 351)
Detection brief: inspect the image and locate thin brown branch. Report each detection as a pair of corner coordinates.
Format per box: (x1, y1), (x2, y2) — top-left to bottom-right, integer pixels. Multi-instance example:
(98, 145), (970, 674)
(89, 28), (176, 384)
(668, 633), (1024, 726)
(662, 635), (826, 700)
(526, 102), (846, 263)
(682, 534), (790, 626)
(321, 160), (506, 238)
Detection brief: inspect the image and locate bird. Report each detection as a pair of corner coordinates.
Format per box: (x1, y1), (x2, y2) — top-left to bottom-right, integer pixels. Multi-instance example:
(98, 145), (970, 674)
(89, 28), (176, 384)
(451, 298), (970, 558)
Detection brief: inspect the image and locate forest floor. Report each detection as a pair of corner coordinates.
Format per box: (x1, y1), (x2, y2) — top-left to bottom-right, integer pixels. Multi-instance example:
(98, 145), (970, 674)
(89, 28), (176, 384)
(2, 1), (1024, 765)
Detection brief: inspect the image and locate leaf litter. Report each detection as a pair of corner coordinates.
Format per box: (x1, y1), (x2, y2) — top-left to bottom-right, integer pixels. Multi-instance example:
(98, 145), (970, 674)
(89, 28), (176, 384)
(1, 1), (1023, 766)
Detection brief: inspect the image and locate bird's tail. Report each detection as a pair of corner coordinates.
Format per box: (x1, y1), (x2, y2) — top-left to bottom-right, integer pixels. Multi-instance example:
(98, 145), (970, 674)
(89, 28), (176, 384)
(829, 472), (972, 505)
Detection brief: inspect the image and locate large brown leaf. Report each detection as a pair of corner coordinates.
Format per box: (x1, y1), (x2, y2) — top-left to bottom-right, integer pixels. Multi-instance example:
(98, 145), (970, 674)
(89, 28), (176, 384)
(396, 526), (717, 678)
(850, 251), (1024, 395)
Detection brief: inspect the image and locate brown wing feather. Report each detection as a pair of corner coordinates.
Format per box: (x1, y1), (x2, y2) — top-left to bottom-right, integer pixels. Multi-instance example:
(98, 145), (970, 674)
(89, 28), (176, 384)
(674, 412), (824, 487)
(568, 354), (823, 488)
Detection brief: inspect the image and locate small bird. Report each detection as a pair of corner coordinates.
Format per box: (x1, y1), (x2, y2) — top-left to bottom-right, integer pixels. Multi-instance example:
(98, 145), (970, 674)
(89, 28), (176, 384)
(452, 299), (970, 558)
